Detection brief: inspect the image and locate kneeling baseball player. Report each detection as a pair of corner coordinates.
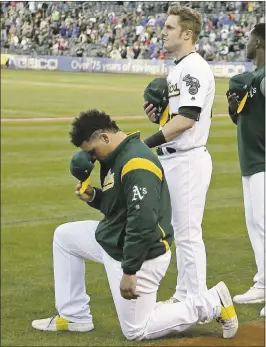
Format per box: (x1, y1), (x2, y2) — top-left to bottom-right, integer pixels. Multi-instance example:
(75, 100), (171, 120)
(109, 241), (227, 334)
(32, 109), (238, 340)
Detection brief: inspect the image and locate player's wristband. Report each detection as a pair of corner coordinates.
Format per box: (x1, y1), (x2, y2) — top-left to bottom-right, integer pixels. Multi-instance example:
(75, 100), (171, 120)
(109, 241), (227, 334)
(143, 130), (166, 148)
(87, 188), (96, 202)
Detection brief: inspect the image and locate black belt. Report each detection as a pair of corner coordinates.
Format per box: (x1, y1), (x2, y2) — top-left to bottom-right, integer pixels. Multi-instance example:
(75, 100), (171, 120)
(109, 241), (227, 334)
(156, 147), (177, 156)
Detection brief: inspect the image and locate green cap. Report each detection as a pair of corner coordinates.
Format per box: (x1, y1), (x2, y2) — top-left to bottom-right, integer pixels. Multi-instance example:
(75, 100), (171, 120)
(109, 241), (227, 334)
(228, 72), (254, 113)
(144, 78), (169, 122)
(70, 151), (94, 182)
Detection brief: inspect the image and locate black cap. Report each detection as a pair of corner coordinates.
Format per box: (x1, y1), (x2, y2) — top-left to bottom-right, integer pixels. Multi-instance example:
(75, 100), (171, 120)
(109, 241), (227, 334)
(144, 78), (169, 123)
(70, 151), (94, 182)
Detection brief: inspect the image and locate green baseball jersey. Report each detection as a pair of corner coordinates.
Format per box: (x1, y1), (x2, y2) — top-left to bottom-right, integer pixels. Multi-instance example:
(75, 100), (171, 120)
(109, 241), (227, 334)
(237, 65), (265, 176)
(88, 132), (174, 274)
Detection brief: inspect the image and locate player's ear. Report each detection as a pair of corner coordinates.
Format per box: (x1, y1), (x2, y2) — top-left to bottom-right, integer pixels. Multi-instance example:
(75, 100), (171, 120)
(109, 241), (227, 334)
(99, 133), (110, 144)
(255, 38), (261, 49)
(184, 29), (193, 41)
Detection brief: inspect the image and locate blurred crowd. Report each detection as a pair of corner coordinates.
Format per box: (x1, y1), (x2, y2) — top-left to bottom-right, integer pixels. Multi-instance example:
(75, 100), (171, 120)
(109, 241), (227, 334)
(1, 1), (265, 62)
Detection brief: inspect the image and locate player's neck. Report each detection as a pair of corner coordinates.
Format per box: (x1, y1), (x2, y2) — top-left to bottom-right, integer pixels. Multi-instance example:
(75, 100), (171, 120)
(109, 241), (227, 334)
(254, 51), (265, 69)
(173, 45), (196, 61)
(99, 132), (127, 161)
(110, 132), (128, 151)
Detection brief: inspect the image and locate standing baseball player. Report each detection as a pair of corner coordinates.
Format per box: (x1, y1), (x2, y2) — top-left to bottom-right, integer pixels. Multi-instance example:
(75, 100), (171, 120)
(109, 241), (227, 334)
(144, 6), (215, 305)
(31, 110), (238, 340)
(227, 23), (265, 317)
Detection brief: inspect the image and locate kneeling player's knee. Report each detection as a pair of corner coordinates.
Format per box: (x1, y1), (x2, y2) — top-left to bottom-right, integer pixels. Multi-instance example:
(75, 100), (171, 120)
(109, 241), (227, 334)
(53, 223), (71, 247)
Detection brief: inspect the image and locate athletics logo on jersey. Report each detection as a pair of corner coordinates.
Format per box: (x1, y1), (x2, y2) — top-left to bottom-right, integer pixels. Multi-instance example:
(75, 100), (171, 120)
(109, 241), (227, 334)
(132, 186), (147, 201)
(168, 82), (180, 98)
(249, 86), (257, 98)
(182, 74), (200, 95)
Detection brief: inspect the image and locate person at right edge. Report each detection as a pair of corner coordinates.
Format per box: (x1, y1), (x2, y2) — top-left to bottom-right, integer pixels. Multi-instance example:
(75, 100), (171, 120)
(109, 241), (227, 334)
(227, 23), (265, 317)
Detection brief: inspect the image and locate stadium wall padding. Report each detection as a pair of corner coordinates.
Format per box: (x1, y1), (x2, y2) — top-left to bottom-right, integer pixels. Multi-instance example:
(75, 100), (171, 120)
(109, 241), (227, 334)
(2, 54), (253, 78)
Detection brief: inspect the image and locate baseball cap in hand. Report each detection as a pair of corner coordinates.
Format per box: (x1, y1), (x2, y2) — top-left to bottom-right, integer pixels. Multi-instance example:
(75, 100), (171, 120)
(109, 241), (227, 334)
(144, 78), (169, 124)
(70, 151), (95, 194)
(227, 72), (254, 113)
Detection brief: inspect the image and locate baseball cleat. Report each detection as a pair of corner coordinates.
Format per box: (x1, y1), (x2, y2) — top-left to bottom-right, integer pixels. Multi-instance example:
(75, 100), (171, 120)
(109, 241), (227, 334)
(215, 281), (238, 339)
(32, 315), (94, 332)
(260, 306), (265, 317)
(233, 287), (265, 304)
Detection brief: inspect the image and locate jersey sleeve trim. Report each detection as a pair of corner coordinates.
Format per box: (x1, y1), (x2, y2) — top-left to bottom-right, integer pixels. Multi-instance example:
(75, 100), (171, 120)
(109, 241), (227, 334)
(178, 106), (201, 121)
(121, 158), (163, 181)
(158, 223), (170, 251)
(237, 92), (248, 113)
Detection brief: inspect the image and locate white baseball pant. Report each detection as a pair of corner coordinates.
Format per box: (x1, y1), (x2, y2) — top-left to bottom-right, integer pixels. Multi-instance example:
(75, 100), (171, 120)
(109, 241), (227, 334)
(242, 172), (265, 289)
(159, 147), (212, 301)
(53, 220), (221, 340)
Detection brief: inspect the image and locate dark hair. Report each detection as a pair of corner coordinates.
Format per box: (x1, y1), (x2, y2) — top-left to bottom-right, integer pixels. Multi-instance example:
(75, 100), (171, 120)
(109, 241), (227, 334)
(70, 109), (120, 147)
(252, 23), (265, 42)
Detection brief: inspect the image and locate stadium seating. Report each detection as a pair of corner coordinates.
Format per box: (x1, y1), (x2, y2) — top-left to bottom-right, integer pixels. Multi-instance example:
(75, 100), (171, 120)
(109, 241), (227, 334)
(0, 1), (264, 61)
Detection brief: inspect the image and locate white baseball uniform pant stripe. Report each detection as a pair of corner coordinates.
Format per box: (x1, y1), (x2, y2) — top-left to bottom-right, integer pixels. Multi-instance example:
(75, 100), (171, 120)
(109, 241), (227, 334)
(159, 147), (212, 301)
(242, 172), (265, 289)
(53, 220), (220, 340)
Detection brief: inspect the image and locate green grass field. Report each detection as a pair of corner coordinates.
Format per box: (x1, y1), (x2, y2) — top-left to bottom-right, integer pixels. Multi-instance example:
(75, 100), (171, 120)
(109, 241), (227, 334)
(1, 69), (264, 346)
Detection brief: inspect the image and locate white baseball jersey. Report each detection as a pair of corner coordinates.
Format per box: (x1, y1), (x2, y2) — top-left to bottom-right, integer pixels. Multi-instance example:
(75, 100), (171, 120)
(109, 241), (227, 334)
(160, 52), (215, 151)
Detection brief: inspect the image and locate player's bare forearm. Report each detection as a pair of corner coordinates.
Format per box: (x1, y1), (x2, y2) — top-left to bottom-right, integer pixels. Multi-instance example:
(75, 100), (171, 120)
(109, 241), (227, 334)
(143, 114), (195, 148)
(162, 114), (195, 142)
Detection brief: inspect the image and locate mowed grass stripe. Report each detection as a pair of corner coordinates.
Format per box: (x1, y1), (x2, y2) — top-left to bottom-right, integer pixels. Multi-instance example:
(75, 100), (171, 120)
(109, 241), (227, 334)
(2, 69), (229, 118)
(2, 79), (149, 93)
(1, 118), (233, 134)
(1, 193), (243, 227)
(1, 69), (230, 91)
(1, 79), (229, 100)
(208, 143), (238, 153)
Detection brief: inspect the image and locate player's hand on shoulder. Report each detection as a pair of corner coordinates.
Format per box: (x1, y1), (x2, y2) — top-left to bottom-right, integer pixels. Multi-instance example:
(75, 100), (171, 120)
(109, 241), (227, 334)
(75, 182), (95, 202)
(143, 101), (158, 123)
(227, 92), (239, 114)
